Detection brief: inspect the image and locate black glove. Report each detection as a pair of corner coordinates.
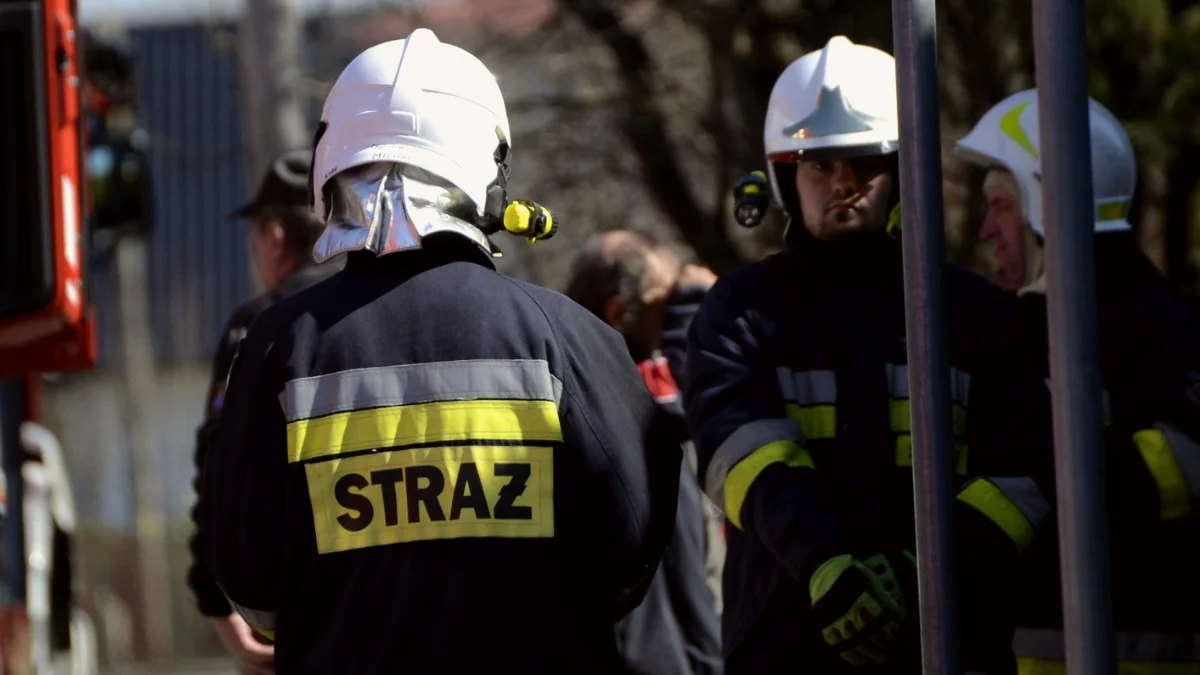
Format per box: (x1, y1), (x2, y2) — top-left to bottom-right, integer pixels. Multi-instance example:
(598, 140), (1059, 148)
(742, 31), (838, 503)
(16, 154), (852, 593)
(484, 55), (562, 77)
(808, 552), (913, 667)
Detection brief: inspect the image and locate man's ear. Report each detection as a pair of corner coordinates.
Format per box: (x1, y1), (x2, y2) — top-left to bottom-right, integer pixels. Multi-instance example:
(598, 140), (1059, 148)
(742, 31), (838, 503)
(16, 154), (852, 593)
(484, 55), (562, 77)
(603, 295), (629, 331)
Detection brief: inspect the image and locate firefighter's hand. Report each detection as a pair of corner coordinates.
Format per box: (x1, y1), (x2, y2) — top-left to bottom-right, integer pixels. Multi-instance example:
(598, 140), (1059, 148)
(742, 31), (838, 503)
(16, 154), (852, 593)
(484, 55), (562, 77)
(678, 264), (718, 289)
(213, 613), (275, 675)
(808, 553), (909, 667)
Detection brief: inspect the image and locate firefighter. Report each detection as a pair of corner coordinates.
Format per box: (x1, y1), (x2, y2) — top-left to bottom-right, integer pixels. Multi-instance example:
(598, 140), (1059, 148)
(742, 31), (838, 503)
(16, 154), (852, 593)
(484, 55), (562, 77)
(565, 229), (724, 675)
(187, 150), (340, 674)
(684, 36), (1055, 673)
(956, 89), (1200, 674)
(202, 29), (680, 674)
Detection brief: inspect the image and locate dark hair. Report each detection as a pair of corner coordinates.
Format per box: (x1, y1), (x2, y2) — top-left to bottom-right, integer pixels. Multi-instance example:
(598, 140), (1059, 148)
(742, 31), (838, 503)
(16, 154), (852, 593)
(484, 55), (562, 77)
(255, 204), (325, 261)
(563, 231), (655, 321)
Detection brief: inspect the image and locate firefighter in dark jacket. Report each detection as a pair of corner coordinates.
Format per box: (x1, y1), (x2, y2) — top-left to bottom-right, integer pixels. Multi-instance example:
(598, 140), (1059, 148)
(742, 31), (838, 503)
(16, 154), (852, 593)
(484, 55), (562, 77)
(202, 29), (680, 675)
(188, 150), (340, 674)
(565, 229), (723, 675)
(957, 89), (1200, 674)
(684, 36), (1055, 673)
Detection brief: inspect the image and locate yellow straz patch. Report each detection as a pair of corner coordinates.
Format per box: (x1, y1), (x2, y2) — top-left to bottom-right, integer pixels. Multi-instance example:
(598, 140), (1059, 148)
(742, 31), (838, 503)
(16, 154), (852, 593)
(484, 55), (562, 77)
(305, 445), (554, 554)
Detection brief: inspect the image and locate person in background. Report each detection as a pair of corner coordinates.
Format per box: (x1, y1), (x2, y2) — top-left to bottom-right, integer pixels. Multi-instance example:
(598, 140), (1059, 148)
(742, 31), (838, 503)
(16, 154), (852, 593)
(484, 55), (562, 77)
(565, 229), (723, 675)
(187, 150), (340, 675)
(957, 89), (1200, 674)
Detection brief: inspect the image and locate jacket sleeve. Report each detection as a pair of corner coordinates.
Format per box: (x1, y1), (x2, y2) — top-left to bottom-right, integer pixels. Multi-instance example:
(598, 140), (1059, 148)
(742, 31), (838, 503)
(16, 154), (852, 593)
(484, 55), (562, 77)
(556, 310), (682, 620)
(954, 291), (1056, 561)
(682, 275), (841, 581)
(202, 313), (290, 639)
(187, 304), (259, 618)
(1112, 304), (1200, 521)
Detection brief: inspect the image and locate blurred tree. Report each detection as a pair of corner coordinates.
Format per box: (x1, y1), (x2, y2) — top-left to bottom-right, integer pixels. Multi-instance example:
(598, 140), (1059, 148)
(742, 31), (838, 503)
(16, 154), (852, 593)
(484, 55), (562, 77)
(552, 0), (1200, 303)
(239, 0), (309, 195)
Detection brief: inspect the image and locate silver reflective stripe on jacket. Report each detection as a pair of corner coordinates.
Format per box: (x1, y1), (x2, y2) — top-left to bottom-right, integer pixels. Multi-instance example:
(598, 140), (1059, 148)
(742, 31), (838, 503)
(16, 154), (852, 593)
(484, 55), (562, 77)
(704, 418), (804, 511)
(279, 358), (563, 421)
(1014, 627), (1200, 661)
(776, 367), (837, 405)
(887, 363), (971, 406)
(1160, 422), (1200, 504)
(989, 476), (1051, 530)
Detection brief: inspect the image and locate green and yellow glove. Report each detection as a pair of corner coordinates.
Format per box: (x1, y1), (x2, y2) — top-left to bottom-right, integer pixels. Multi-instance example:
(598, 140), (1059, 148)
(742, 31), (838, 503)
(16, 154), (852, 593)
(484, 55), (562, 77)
(808, 552), (911, 667)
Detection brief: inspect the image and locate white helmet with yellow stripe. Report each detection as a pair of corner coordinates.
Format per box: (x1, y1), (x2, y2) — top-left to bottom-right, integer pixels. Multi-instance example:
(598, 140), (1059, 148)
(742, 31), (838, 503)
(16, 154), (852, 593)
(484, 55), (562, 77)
(309, 28), (554, 262)
(954, 88), (1135, 238)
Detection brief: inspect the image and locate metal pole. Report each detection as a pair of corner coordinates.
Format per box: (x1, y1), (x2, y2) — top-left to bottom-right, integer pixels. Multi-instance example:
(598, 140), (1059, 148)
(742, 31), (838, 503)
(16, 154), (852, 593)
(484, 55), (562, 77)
(1031, 0), (1116, 672)
(891, 0), (960, 671)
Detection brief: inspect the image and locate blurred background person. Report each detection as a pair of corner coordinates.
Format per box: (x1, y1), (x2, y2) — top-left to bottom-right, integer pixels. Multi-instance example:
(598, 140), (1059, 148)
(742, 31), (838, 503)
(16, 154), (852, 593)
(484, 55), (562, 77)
(187, 150), (340, 674)
(565, 229), (723, 675)
(957, 89), (1200, 675)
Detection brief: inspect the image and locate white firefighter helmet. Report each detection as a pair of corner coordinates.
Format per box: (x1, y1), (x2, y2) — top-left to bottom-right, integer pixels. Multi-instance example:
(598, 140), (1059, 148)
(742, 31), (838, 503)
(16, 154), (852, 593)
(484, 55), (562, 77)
(954, 88), (1136, 238)
(310, 28), (512, 261)
(762, 36), (899, 211)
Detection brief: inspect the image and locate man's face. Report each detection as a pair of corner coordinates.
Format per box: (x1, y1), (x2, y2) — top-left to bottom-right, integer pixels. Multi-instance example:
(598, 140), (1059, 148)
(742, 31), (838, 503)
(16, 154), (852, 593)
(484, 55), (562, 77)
(597, 232), (681, 359)
(979, 183), (1027, 291)
(794, 156), (893, 243)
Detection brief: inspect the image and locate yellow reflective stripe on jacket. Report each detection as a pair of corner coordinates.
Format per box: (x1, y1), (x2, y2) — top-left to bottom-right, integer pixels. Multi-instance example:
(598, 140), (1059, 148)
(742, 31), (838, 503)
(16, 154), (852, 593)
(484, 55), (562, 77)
(894, 435), (969, 475)
(1132, 422), (1200, 520)
(887, 364), (971, 473)
(724, 440), (814, 529)
(785, 404), (836, 440)
(957, 477), (1049, 552)
(704, 418), (808, 529)
(282, 359), (563, 463)
(288, 400), (562, 463)
(1018, 659), (1200, 675)
(777, 368), (837, 440)
(1015, 627), (1200, 674)
(887, 399), (967, 437)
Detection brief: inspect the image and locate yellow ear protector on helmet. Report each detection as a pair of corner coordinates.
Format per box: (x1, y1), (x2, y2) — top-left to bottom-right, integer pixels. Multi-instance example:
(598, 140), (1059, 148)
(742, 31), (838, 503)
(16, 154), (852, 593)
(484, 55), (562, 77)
(477, 127), (560, 244)
(502, 200), (556, 242)
(734, 170), (770, 228)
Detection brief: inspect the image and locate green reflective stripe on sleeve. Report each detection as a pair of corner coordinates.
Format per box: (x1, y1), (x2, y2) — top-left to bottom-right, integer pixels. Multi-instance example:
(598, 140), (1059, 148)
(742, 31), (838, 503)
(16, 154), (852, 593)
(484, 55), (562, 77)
(957, 477), (1048, 552)
(725, 440), (814, 530)
(1134, 427), (1191, 520)
(786, 403), (837, 440)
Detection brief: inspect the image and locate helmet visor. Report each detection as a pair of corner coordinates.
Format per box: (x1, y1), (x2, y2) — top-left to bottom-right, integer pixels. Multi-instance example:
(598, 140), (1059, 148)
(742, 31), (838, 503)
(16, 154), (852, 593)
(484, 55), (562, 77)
(313, 162), (492, 263)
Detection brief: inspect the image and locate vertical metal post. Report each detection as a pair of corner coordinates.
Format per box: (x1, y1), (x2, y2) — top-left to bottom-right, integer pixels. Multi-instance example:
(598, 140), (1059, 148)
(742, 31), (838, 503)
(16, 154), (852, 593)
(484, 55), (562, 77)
(1031, 0), (1116, 672)
(891, 0), (960, 671)
(0, 378), (27, 608)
